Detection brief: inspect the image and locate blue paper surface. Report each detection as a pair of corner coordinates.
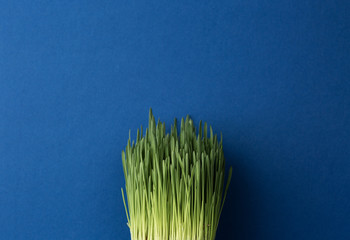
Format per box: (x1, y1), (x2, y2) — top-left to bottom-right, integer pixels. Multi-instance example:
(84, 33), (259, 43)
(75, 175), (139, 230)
(0, 1), (349, 239)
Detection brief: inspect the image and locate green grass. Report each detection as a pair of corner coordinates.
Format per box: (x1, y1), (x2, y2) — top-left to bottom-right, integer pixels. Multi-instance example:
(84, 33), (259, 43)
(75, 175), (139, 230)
(121, 109), (232, 240)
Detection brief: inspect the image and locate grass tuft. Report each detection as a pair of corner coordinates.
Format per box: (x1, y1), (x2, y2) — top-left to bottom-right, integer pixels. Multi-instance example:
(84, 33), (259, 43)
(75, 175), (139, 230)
(121, 108), (232, 240)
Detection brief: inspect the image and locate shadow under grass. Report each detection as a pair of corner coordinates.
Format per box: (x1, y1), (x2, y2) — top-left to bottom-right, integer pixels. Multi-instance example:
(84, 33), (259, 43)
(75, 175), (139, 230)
(215, 148), (260, 240)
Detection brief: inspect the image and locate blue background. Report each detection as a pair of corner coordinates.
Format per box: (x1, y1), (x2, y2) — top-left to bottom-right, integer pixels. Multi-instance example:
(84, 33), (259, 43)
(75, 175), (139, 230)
(1, 0), (349, 239)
